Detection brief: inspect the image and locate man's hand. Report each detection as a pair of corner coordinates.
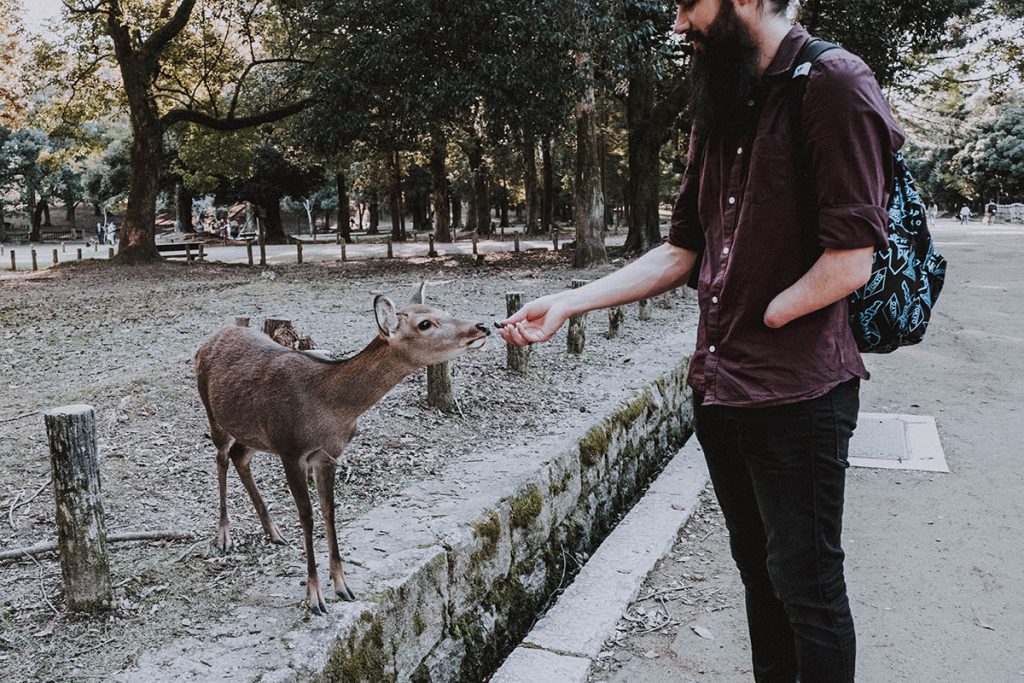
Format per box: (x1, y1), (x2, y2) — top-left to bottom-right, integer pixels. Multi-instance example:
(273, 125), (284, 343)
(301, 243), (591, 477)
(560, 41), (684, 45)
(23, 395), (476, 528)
(764, 247), (873, 328)
(498, 294), (572, 347)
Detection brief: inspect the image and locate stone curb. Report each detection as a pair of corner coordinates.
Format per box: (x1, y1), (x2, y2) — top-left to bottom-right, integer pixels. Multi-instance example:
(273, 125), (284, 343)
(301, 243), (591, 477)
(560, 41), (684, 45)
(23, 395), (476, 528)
(116, 332), (697, 682)
(492, 438), (709, 681)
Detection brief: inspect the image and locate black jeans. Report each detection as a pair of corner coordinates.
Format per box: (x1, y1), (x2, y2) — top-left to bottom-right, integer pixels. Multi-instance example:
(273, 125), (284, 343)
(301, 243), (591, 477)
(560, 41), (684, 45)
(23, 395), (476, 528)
(694, 379), (859, 683)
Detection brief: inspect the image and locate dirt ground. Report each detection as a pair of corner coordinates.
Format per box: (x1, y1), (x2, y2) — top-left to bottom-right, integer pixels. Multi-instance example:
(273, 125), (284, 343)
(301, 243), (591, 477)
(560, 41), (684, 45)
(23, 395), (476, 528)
(590, 218), (1024, 682)
(0, 249), (695, 682)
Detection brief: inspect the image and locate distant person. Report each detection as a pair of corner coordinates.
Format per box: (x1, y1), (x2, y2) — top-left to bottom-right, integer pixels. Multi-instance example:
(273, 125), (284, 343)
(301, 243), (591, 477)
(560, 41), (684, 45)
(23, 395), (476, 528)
(928, 203), (938, 221)
(959, 205), (971, 225)
(96, 221), (105, 245)
(984, 200), (997, 225)
(106, 222), (117, 245)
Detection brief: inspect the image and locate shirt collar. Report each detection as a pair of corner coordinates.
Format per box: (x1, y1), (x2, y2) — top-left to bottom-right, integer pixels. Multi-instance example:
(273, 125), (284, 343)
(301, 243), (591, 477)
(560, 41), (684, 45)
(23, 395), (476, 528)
(763, 24), (813, 79)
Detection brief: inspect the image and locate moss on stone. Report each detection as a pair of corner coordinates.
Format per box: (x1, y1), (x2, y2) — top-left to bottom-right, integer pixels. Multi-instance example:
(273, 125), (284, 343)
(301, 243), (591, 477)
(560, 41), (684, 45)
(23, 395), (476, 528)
(413, 610), (427, 638)
(322, 611), (393, 682)
(578, 424), (608, 468)
(472, 510), (502, 561)
(510, 484), (543, 529)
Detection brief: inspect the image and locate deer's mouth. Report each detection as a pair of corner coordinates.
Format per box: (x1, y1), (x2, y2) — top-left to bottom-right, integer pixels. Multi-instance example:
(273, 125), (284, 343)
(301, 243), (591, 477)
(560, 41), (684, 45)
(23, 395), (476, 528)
(467, 336), (487, 350)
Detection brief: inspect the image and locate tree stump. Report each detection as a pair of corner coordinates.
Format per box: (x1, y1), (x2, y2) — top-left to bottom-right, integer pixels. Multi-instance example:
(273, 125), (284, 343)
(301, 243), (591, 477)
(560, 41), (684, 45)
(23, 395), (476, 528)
(246, 240), (254, 266)
(638, 299), (652, 321)
(427, 363), (457, 413)
(31, 249), (37, 271)
(43, 405), (111, 612)
(258, 234), (267, 266)
(263, 318), (297, 348)
(52, 249), (58, 265)
(428, 235), (438, 258)
(514, 233), (520, 253)
(198, 244), (205, 261)
(607, 306), (625, 339)
(567, 279), (588, 354)
(506, 292), (529, 374)
(77, 248), (82, 261)
(387, 237), (393, 258)
(340, 242), (347, 262)
(234, 316), (250, 327)
(296, 241), (303, 264)
(9, 251), (14, 271)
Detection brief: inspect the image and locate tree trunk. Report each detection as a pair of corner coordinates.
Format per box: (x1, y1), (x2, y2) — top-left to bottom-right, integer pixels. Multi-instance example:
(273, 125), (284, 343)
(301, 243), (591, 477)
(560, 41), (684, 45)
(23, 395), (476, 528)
(451, 192), (462, 230)
(42, 201), (52, 227)
(573, 55), (607, 269)
(389, 151), (405, 241)
(368, 193), (380, 234)
(541, 136), (554, 237)
(467, 136), (490, 235)
(262, 198), (288, 243)
(624, 74), (689, 254)
(523, 133), (540, 235)
(336, 171), (351, 243)
(116, 110), (163, 262)
(430, 130), (452, 242)
(175, 181), (194, 233)
(30, 192), (43, 243)
(65, 196), (77, 232)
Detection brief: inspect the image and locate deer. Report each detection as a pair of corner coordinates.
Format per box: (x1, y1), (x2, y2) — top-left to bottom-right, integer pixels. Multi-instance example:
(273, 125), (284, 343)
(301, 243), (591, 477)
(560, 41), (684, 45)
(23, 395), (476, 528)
(193, 284), (490, 614)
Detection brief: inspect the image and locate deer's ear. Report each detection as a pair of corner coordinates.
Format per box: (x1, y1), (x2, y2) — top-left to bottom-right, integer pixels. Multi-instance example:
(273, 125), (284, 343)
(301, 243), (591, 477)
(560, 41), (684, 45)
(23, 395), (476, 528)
(409, 281), (427, 305)
(374, 296), (399, 338)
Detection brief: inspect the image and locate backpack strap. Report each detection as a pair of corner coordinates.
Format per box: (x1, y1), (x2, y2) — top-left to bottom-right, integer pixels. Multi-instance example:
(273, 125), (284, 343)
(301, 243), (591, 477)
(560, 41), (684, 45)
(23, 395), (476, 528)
(788, 39), (839, 265)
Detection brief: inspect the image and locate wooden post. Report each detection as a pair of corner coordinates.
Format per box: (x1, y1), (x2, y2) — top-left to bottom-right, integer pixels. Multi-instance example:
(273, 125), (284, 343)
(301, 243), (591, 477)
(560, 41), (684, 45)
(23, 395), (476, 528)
(386, 237), (393, 258)
(9, 250), (15, 271)
(108, 247), (114, 259)
(258, 233), (266, 266)
(235, 316), (250, 327)
(43, 405), (111, 612)
(472, 234), (478, 256)
(514, 233), (520, 253)
(428, 235), (437, 257)
(296, 241), (303, 264)
(341, 241), (347, 262)
(52, 249), (59, 265)
(61, 242), (66, 253)
(246, 240), (254, 266)
(76, 248), (82, 261)
(262, 317), (293, 339)
(31, 249), (38, 271)
(607, 306), (624, 339)
(551, 226), (559, 252)
(638, 299), (652, 321)
(198, 244), (205, 261)
(427, 363), (457, 413)
(186, 245), (193, 263)
(506, 292), (529, 374)
(567, 280), (587, 354)
(93, 242), (98, 252)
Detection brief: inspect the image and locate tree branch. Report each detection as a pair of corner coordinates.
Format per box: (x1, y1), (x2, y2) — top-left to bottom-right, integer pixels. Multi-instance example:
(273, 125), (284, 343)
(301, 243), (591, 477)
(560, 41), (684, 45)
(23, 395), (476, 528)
(142, 0), (198, 59)
(160, 97), (311, 131)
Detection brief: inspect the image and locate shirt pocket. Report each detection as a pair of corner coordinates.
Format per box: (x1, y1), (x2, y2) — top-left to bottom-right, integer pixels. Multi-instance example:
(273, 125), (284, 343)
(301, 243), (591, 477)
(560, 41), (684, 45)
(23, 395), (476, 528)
(747, 133), (796, 205)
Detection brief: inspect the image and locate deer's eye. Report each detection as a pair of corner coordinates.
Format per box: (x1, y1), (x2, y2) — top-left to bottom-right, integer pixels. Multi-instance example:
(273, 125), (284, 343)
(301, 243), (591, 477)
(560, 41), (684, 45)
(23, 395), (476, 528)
(418, 320), (433, 331)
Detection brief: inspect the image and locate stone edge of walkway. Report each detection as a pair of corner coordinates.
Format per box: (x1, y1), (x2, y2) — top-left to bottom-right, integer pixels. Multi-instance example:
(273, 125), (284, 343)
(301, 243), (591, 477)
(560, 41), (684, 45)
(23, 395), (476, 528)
(493, 437), (709, 680)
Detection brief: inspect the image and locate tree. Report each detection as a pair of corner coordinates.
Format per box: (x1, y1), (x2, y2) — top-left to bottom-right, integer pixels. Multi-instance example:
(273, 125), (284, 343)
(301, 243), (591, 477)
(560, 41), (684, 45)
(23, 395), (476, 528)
(952, 97), (1024, 201)
(51, 0), (311, 262)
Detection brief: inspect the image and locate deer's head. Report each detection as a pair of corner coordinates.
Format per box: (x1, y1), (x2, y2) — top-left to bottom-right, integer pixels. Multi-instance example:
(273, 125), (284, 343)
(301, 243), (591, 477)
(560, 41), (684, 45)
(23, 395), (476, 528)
(373, 283), (490, 368)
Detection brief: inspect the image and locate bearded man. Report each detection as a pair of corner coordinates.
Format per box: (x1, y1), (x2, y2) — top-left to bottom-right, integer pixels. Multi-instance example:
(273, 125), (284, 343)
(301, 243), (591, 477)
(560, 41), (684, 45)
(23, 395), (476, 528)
(500, 1), (904, 680)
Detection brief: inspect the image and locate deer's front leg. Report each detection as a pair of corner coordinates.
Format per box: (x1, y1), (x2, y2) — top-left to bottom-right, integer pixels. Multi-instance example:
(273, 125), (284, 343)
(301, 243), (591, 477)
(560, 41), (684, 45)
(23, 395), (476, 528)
(282, 457), (327, 614)
(313, 455), (356, 602)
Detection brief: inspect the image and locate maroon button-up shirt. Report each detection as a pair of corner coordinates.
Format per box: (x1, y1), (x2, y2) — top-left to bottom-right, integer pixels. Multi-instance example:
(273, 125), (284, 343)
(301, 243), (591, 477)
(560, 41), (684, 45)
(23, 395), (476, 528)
(669, 25), (904, 407)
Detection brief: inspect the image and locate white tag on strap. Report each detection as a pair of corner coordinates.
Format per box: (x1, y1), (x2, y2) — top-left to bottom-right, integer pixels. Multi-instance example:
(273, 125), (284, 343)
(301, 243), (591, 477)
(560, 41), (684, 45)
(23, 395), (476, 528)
(793, 62), (812, 78)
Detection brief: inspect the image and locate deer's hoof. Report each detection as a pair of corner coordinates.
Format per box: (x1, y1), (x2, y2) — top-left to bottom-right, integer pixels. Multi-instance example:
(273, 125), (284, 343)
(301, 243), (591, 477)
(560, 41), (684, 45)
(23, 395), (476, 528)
(272, 537), (289, 547)
(336, 584), (357, 602)
(307, 586), (328, 615)
(216, 530), (232, 554)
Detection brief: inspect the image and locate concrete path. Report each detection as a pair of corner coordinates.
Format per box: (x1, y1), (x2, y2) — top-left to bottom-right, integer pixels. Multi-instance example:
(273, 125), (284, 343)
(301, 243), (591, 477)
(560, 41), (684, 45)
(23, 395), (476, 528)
(583, 218), (1024, 682)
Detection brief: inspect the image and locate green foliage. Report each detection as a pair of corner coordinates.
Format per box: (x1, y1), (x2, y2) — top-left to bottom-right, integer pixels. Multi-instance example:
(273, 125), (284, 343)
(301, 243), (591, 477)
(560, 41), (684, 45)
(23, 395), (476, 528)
(952, 97), (1024, 200)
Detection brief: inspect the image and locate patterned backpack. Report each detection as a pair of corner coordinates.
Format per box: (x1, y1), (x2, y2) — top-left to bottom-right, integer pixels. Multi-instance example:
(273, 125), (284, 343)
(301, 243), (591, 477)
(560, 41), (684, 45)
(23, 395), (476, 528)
(791, 40), (948, 354)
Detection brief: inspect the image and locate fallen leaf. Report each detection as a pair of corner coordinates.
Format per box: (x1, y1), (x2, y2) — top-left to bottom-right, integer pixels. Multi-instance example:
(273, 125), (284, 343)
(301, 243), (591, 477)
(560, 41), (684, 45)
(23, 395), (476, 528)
(32, 621), (55, 638)
(974, 617), (996, 631)
(691, 624), (715, 640)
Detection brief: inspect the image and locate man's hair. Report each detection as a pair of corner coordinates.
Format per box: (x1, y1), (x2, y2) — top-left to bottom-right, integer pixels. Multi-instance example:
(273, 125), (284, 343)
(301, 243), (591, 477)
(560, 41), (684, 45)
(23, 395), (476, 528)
(762, 0), (790, 15)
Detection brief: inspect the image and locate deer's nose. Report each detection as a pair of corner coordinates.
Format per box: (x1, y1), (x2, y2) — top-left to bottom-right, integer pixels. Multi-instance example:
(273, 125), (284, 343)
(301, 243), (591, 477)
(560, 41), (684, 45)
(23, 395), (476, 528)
(476, 323), (491, 336)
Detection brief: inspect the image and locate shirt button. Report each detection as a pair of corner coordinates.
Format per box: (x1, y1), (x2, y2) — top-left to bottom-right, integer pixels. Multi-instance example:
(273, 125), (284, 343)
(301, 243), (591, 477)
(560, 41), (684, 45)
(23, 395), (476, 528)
(728, 196), (736, 205)
(747, 99), (755, 107)
(722, 247), (730, 255)
(709, 345), (717, 353)
(711, 296), (719, 304)
(736, 147), (743, 155)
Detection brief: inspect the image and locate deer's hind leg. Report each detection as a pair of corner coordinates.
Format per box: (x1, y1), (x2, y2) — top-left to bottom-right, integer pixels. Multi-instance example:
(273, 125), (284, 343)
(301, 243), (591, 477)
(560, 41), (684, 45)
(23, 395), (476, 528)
(229, 443), (287, 546)
(214, 437), (233, 553)
(312, 455), (355, 602)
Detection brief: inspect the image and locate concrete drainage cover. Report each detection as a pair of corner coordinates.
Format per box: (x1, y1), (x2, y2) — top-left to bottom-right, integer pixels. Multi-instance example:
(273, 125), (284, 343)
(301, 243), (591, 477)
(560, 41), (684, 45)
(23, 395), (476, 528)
(849, 413), (948, 472)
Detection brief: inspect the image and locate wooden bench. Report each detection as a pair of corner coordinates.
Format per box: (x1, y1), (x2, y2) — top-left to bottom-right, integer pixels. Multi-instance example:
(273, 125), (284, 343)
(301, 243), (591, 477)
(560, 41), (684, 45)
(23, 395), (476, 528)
(156, 242), (206, 260)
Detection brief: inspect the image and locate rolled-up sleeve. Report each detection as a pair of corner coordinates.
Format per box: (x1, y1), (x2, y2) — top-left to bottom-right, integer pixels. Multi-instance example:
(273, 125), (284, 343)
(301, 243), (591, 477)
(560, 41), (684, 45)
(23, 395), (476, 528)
(803, 54), (904, 251)
(667, 127), (706, 252)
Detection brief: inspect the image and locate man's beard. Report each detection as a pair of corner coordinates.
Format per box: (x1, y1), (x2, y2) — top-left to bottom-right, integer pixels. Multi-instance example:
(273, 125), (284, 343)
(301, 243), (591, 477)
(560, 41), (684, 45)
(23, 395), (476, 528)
(688, 0), (761, 138)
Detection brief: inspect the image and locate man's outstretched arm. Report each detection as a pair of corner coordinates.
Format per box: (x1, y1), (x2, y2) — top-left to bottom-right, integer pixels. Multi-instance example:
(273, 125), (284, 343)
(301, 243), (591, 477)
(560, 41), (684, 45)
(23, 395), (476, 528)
(499, 242), (697, 347)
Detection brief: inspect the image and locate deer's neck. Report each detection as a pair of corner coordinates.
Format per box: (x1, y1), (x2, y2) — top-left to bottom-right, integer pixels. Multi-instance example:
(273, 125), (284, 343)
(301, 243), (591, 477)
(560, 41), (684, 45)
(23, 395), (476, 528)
(325, 336), (416, 412)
